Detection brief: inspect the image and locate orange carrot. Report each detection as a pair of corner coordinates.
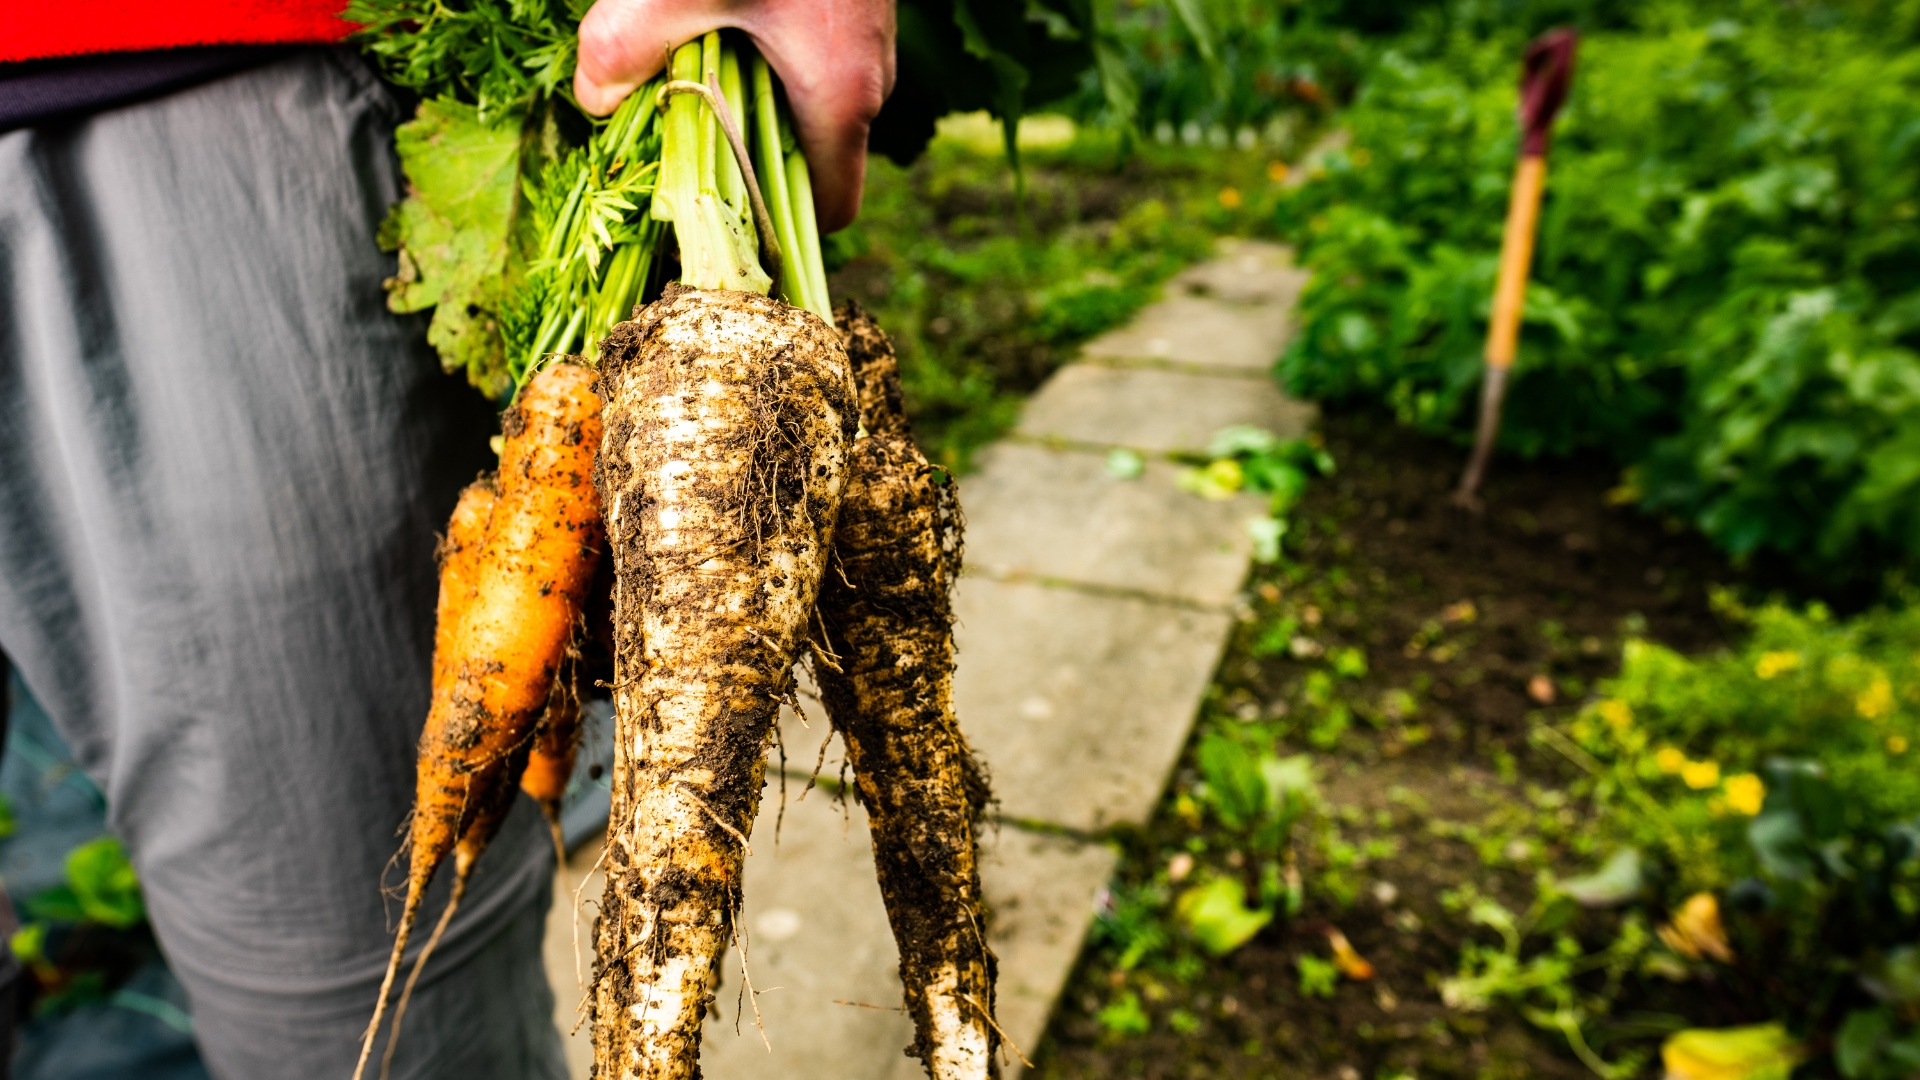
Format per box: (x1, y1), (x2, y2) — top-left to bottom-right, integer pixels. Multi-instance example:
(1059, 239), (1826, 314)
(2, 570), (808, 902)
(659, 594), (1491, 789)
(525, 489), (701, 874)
(378, 743), (527, 1079)
(433, 477), (498, 684)
(520, 676), (581, 867)
(354, 361), (604, 1080)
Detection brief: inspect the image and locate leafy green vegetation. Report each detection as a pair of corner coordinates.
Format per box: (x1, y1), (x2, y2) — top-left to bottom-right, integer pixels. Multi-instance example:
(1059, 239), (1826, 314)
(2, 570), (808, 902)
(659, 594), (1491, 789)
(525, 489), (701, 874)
(11, 836), (152, 1018)
(1275, 0), (1920, 582)
(831, 124), (1277, 466)
(1177, 425), (1336, 560)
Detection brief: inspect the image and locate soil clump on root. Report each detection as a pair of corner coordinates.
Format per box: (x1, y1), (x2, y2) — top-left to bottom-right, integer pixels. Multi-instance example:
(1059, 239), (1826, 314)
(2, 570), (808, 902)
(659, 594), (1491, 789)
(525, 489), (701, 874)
(589, 284), (854, 1080)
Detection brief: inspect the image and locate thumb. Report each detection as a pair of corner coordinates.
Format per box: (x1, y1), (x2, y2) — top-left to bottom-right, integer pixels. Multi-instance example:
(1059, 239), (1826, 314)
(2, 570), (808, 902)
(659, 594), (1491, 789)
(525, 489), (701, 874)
(574, 0), (732, 117)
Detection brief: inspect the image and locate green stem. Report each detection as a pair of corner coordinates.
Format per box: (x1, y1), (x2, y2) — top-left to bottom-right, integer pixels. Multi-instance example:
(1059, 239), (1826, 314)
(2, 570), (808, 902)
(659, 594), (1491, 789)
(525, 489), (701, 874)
(551, 304), (587, 358)
(752, 55), (807, 313)
(716, 43), (746, 210)
(699, 34), (722, 197)
(653, 41), (704, 227)
(784, 145), (832, 324)
(526, 303), (566, 370)
(544, 168), (591, 263)
(654, 36), (769, 293)
(607, 87), (656, 171)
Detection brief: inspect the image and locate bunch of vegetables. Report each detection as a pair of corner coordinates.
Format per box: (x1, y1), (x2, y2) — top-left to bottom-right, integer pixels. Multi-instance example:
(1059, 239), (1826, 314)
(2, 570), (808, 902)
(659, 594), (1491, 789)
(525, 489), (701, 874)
(344, 1), (1019, 1076)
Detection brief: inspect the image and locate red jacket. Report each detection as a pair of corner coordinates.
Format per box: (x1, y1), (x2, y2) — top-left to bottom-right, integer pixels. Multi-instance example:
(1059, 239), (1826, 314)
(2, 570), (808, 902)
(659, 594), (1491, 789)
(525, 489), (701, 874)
(3, 1), (351, 64)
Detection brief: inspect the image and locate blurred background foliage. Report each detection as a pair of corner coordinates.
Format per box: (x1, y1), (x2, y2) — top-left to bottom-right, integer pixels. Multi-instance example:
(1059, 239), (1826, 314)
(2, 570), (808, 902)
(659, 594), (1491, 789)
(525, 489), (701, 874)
(1269, 0), (1920, 583)
(863, 0), (1920, 586)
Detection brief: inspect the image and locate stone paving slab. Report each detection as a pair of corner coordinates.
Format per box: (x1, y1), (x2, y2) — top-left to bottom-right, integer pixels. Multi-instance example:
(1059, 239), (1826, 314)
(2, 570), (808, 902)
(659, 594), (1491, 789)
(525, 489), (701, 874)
(700, 789), (917, 1080)
(1168, 239), (1310, 307)
(960, 442), (1263, 609)
(547, 787), (1118, 1080)
(691, 746), (1115, 1080)
(968, 828), (1118, 1076)
(1014, 364), (1314, 455)
(1078, 293), (1293, 372)
(951, 575), (1235, 832)
(1080, 241), (1306, 370)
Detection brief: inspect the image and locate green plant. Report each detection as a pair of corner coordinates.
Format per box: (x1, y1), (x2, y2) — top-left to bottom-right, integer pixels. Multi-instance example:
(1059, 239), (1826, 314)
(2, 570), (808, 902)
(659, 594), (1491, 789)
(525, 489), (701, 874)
(1193, 735), (1315, 879)
(1179, 425), (1335, 560)
(1175, 875), (1272, 955)
(1091, 881), (1175, 971)
(1097, 990), (1153, 1035)
(1438, 887), (1653, 1079)
(25, 836), (146, 930)
(1837, 1003), (1920, 1080)
(1296, 952), (1339, 998)
(1484, 596), (1920, 1075)
(9, 836), (151, 1019)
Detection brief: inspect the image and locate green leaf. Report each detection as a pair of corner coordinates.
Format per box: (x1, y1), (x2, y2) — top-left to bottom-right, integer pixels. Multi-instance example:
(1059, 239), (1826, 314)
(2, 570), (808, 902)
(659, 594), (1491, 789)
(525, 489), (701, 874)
(384, 97), (526, 396)
(25, 886), (86, 924)
(1258, 754), (1316, 814)
(1246, 516), (1285, 562)
(1096, 991), (1151, 1035)
(1175, 876), (1271, 956)
(1163, 0), (1217, 66)
(1195, 734), (1264, 829)
(9, 923), (46, 964)
(1862, 945), (1920, 1007)
(1837, 1008), (1892, 1079)
(1661, 1023), (1803, 1080)
(66, 836), (145, 929)
(1558, 848), (1646, 908)
(1296, 953), (1339, 998)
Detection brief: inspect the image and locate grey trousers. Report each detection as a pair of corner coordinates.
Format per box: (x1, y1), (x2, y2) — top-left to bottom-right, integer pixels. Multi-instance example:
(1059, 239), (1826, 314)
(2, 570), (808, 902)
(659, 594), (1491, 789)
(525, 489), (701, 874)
(0, 49), (567, 1080)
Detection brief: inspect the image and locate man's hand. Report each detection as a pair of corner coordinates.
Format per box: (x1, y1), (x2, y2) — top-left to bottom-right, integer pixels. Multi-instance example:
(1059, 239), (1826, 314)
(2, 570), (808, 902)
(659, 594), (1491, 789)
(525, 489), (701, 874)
(575, 0), (894, 232)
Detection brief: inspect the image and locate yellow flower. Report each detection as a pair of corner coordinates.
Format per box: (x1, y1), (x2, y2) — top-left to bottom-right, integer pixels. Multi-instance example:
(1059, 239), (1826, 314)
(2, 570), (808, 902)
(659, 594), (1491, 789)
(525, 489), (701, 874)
(1754, 651), (1800, 679)
(1858, 674), (1894, 720)
(1682, 760), (1721, 790)
(1655, 747), (1687, 774)
(1890, 735), (1910, 755)
(1723, 773), (1765, 816)
(1659, 892), (1735, 963)
(1217, 187), (1243, 209)
(1267, 160), (1290, 183)
(1597, 699), (1633, 732)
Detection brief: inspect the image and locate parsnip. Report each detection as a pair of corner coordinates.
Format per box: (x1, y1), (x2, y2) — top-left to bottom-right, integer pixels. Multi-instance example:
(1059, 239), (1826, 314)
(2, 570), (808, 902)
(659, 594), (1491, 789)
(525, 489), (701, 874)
(815, 301), (998, 1079)
(589, 285), (854, 1079)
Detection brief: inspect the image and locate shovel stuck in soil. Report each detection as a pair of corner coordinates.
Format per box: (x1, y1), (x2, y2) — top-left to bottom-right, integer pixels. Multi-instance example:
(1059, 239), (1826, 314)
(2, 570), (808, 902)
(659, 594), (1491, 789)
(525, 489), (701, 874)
(1454, 28), (1579, 510)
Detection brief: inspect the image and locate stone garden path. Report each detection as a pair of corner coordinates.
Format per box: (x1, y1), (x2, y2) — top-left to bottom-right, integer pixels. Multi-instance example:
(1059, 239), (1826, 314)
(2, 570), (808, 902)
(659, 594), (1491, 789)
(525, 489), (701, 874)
(543, 239), (1314, 1080)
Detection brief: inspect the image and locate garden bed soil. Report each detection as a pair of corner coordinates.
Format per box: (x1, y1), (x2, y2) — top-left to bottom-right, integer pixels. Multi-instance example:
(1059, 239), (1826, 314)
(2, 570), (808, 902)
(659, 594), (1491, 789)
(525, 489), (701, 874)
(1029, 406), (1779, 1080)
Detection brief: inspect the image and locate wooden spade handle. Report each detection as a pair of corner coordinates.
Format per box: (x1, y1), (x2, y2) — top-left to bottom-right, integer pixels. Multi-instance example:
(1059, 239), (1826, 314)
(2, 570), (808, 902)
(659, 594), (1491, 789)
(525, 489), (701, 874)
(1485, 153), (1546, 370)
